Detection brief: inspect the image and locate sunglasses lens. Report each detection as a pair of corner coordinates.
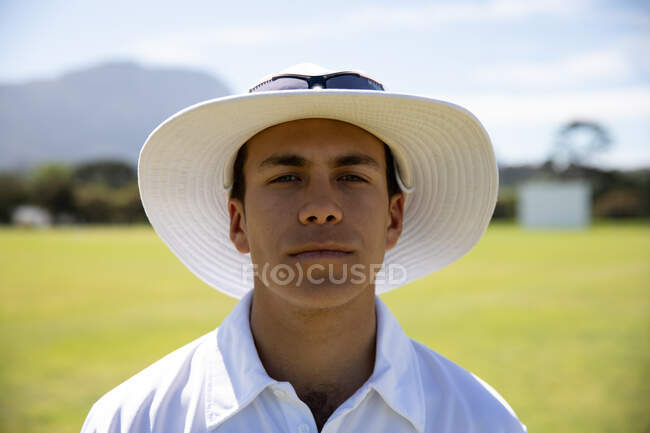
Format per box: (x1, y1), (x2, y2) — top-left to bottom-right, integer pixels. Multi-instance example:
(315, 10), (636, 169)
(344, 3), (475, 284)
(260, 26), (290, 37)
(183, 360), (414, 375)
(326, 75), (384, 90)
(251, 77), (309, 92)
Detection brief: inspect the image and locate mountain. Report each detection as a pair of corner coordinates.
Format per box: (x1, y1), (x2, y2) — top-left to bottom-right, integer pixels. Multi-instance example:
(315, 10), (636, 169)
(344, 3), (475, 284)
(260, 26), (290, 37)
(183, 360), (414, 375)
(0, 61), (231, 170)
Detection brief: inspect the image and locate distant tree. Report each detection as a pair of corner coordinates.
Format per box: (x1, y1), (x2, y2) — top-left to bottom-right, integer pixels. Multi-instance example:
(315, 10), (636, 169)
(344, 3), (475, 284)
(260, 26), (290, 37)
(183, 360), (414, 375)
(28, 163), (76, 218)
(71, 159), (142, 223)
(112, 181), (147, 223)
(548, 120), (612, 172)
(594, 189), (648, 218)
(73, 180), (146, 223)
(493, 186), (516, 219)
(73, 160), (136, 188)
(5, 160), (147, 225)
(0, 172), (30, 223)
(73, 183), (115, 223)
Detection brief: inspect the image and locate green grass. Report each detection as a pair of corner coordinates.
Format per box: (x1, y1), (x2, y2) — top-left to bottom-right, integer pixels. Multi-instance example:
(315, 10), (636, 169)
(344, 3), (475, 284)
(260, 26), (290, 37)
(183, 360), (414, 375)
(1, 220), (648, 432)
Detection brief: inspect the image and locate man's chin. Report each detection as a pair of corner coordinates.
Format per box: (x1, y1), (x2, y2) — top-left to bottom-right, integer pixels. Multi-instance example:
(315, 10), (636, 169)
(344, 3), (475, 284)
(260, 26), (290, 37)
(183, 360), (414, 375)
(268, 279), (372, 310)
(251, 260), (379, 307)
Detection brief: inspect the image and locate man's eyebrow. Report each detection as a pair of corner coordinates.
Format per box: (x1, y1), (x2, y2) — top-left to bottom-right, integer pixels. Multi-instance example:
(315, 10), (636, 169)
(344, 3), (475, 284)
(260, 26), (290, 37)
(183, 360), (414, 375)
(332, 153), (381, 170)
(258, 152), (381, 170)
(259, 154), (308, 169)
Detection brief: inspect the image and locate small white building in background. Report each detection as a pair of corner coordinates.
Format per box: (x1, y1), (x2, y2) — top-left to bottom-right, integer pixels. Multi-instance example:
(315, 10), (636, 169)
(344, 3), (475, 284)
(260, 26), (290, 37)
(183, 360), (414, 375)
(11, 205), (52, 228)
(517, 180), (591, 229)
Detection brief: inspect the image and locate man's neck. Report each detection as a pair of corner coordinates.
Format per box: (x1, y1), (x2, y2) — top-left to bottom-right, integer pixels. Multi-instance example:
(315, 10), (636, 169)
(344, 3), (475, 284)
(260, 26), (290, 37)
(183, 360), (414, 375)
(249, 287), (377, 431)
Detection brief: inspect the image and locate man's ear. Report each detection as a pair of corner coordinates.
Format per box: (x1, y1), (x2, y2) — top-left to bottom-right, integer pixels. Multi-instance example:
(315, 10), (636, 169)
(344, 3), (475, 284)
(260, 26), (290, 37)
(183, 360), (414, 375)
(385, 192), (404, 251)
(228, 198), (250, 254)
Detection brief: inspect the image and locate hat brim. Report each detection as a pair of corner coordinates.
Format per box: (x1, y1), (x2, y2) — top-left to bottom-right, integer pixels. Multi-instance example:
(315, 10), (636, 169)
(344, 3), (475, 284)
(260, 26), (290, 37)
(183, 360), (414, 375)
(138, 89), (498, 299)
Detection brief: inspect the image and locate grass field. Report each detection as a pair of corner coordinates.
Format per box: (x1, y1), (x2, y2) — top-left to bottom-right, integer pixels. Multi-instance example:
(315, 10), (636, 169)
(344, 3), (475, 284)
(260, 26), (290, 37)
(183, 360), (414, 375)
(1, 220), (648, 432)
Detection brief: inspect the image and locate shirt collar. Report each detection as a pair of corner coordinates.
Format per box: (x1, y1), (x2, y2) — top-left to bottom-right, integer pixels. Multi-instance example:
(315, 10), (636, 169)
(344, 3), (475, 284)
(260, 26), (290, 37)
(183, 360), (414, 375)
(369, 295), (426, 433)
(204, 290), (275, 429)
(204, 290), (426, 433)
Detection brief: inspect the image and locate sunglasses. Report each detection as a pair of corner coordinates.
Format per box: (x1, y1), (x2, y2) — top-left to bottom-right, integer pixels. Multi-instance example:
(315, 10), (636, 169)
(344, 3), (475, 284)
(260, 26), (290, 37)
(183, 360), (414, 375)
(249, 72), (385, 93)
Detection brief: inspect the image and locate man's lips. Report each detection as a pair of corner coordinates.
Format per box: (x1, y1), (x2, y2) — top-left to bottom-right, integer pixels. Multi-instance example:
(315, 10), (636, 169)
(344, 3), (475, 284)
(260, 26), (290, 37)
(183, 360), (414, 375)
(288, 243), (354, 261)
(289, 249), (353, 260)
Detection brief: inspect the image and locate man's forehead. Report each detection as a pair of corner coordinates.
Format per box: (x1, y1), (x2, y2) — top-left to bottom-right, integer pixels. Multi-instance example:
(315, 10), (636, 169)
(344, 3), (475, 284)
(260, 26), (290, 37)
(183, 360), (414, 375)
(244, 118), (386, 163)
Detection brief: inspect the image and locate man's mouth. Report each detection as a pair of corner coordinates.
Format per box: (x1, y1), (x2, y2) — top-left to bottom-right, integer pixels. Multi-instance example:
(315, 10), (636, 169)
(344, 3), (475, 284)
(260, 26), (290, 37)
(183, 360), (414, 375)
(289, 249), (353, 260)
(288, 244), (354, 260)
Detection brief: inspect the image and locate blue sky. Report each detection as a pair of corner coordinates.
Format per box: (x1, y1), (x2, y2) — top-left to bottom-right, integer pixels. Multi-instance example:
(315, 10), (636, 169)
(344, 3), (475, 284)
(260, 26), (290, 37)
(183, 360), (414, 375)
(1, 0), (648, 169)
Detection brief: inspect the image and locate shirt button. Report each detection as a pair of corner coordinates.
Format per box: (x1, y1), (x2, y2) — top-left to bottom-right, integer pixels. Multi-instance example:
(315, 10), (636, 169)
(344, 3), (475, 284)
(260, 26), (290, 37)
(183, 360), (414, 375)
(298, 424), (310, 433)
(273, 389), (286, 399)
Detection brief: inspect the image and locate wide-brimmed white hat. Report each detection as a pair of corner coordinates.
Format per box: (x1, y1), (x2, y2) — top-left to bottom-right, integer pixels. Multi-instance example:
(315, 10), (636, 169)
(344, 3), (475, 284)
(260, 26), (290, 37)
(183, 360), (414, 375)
(138, 63), (498, 299)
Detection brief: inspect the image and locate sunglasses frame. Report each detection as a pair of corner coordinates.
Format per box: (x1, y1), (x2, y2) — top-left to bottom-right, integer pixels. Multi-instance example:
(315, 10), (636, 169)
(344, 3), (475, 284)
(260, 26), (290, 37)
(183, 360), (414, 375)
(249, 72), (385, 93)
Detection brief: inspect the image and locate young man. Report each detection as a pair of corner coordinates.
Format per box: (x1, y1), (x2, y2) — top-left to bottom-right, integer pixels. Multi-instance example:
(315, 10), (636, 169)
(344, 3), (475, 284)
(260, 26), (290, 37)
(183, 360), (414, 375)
(81, 64), (528, 432)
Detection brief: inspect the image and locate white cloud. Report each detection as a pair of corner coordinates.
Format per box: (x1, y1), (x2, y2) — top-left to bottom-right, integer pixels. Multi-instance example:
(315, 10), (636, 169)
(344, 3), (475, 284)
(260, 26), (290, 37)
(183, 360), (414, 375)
(129, 22), (315, 62)
(434, 86), (650, 169)
(435, 86), (650, 127)
(129, 0), (595, 61)
(434, 87), (650, 168)
(476, 30), (650, 89)
(616, 33), (650, 77)
(586, 148), (650, 170)
(477, 48), (632, 87)
(341, 0), (592, 30)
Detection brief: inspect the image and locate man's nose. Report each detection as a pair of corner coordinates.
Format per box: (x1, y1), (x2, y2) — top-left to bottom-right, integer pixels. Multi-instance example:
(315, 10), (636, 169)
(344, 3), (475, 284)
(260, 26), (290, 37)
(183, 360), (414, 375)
(298, 179), (343, 225)
(299, 204), (342, 224)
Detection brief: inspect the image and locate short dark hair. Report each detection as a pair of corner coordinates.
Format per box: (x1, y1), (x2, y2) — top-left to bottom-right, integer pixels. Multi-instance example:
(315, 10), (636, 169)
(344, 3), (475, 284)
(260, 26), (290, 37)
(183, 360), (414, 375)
(229, 141), (401, 205)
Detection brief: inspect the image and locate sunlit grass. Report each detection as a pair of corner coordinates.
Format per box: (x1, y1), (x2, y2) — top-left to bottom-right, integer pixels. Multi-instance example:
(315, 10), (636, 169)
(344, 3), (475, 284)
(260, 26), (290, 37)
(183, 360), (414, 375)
(1, 220), (648, 432)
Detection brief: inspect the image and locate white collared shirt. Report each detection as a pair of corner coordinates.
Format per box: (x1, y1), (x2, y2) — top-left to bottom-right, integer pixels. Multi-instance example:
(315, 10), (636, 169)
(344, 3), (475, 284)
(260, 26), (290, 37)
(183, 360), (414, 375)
(81, 291), (528, 433)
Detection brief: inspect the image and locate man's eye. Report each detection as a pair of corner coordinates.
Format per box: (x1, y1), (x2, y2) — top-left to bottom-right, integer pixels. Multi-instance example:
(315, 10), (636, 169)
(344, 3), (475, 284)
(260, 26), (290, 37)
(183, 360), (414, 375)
(339, 174), (366, 182)
(270, 174), (300, 183)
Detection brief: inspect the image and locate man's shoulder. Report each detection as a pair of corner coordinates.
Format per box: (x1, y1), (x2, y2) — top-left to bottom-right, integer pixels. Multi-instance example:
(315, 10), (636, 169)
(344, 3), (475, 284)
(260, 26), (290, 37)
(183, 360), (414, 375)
(80, 329), (217, 433)
(409, 339), (528, 432)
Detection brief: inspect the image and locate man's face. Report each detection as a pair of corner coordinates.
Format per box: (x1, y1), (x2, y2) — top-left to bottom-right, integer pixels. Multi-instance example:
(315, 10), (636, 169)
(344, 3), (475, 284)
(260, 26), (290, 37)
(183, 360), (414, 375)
(228, 118), (404, 309)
